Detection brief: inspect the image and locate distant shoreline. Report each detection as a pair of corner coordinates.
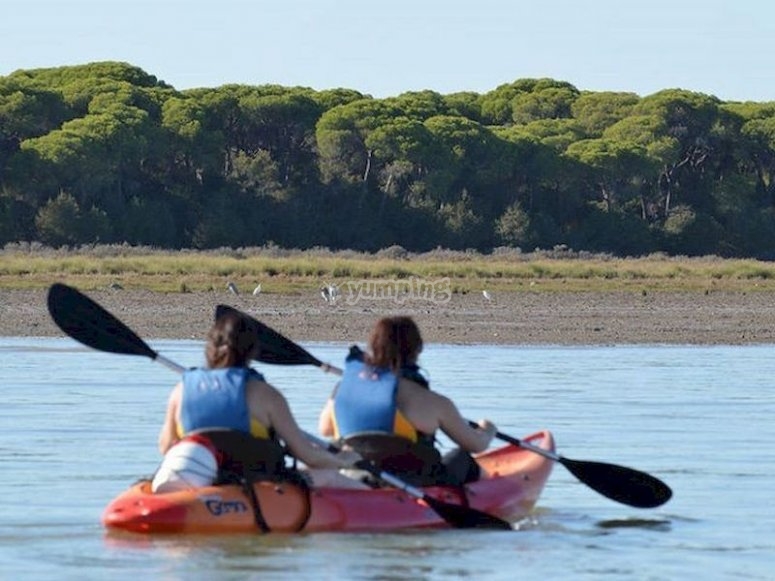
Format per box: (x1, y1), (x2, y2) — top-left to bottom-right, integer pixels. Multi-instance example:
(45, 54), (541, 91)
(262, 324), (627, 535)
(4, 287), (775, 345)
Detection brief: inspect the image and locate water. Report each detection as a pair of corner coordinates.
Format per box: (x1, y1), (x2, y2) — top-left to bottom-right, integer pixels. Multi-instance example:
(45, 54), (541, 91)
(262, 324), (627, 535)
(1, 337), (773, 580)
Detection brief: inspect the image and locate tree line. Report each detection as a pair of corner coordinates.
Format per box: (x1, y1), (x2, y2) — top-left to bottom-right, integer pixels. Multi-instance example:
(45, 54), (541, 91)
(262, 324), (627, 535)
(1, 61), (774, 257)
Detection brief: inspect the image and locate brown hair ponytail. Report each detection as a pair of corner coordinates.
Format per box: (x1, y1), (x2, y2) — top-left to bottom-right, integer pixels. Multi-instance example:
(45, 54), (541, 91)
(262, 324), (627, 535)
(206, 311), (259, 368)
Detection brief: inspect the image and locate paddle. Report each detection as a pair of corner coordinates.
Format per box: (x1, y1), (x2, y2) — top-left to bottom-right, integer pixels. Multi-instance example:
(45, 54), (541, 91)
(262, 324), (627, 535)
(218, 305), (673, 509)
(304, 434), (512, 530)
(47, 283), (184, 374)
(215, 304), (336, 371)
(47, 284), (511, 530)
(466, 422), (672, 508)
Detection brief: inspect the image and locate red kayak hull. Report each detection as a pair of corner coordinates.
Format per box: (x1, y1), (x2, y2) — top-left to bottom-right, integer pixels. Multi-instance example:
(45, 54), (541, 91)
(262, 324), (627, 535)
(102, 430), (555, 534)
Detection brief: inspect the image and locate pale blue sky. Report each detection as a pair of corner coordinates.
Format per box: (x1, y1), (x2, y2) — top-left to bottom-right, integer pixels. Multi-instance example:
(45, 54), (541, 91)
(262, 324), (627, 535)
(2, 0), (772, 102)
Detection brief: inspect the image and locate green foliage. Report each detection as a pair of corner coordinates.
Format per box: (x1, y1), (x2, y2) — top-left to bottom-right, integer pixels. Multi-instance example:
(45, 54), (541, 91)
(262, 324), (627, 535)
(438, 190), (487, 248)
(0, 192), (35, 243)
(521, 118), (587, 152)
(311, 88), (367, 110)
(386, 90), (449, 120)
(34, 192), (81, 245)
(495, 203), (531, 247)
(510, 85), (579, 125)
(34, 191), (112, 246)
(1, 63), (774, 257)
(572, 206), (657, 255)
(229, 150), (282, 198)
(121, 196), (180, 247)
(571, 91), (640, 137)
(443, 92), (482, 122)
(663, 205), (725, 256)
(0, 82), (73, 140)
(479, 78), (579, 125)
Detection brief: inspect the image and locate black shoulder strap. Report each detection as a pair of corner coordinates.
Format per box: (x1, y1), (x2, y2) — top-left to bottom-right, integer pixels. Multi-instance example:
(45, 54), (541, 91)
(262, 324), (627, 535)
(401, 364), (430, 389)
(347, 344), (365, 361)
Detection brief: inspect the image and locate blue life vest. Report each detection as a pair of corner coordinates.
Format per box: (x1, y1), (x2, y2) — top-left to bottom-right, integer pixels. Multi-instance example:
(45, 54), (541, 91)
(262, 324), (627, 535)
(180, 367), (264, 435)
(347, 345), (430, 389)
(333, 359), (400, 438)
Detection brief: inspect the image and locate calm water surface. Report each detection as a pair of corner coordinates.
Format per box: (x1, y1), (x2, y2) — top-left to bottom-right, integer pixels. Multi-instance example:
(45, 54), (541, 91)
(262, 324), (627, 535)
(1, 338), (773, 580)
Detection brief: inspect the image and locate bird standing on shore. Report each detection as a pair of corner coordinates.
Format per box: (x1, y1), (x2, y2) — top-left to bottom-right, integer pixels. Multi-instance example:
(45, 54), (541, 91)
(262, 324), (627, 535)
(328, 284), (339, 304)
(320, 283), (339, 304)
(252, 284), (262, 296)
(482, 290), (492, 301)
(227, 282), (239, 296)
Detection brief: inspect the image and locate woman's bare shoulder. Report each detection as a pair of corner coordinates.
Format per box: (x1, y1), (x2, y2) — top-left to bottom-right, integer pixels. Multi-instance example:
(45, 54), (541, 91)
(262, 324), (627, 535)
(248, 378), (286, 404)
(398, 378), (450, 405)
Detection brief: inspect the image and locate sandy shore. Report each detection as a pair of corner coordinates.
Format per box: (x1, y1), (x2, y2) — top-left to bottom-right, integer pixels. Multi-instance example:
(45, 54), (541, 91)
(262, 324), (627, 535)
(3, 286), (775, 345)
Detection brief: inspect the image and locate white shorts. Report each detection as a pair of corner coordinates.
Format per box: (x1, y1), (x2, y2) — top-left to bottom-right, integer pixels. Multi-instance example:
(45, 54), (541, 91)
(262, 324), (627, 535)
(151, 440), (218, 493)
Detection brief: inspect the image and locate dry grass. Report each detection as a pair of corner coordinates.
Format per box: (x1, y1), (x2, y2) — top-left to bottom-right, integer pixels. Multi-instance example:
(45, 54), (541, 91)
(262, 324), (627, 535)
(2, 243), (775, 293)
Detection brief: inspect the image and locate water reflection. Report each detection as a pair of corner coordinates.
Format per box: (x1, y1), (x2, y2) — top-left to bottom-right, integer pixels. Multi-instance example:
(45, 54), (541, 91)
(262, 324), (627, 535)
(596, 518), (672, 532)
(103, 528), (516, 579)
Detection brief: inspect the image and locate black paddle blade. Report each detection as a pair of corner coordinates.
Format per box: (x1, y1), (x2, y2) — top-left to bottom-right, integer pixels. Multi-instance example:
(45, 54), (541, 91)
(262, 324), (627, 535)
(423, 495), (513, 530)
(47, 283), (158, 360)
(561, 457), (673, 508)
(215, 304), (323, 367)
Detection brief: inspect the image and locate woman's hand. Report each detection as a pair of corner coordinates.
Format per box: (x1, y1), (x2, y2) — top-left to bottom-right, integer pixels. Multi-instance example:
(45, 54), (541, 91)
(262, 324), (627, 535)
(333, 449), (362, 469)
(476, 418), (497, 437)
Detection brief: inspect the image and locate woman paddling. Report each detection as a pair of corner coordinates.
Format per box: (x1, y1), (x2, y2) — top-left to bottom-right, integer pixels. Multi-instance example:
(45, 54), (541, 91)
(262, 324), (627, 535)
(153, 309), (361, 492)
(318, 316), (497, 487)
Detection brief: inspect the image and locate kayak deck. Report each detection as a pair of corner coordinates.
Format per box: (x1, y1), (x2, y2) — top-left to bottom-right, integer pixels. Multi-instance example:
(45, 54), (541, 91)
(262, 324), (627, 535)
(103, 430), (555, 534)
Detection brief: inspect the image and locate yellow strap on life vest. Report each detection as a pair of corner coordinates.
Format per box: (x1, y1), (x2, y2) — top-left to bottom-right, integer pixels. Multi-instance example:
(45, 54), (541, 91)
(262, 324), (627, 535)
(177, 416), (271, 439)
(393, 411), (418, 442)
(333, 409), (417, 442)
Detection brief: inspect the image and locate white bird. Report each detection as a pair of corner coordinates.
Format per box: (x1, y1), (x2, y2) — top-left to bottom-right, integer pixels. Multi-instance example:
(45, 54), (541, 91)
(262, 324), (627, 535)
(482, 290), (492, 301)
(252, 284), (262, 296)
(328, 284), (339, 304)
(320, 286), (331, 303)
(227, 282), (239, 296)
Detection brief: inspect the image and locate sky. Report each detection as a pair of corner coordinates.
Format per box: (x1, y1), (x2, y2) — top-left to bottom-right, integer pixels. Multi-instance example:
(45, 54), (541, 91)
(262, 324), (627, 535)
(2, 0), (773, 103)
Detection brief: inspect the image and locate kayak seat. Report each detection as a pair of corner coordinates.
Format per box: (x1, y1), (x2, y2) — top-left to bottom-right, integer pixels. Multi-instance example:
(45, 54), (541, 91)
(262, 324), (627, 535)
(342, 432), (444, 487)
(192, 429), (289, 484)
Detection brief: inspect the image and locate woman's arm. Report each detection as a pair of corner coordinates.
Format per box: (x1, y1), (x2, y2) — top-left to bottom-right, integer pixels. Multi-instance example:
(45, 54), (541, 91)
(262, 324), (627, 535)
(318, 383), (339, 437)
(158, 383), (182, 454)
(318, 398), (335, 437)
(436, 393), (496, 453)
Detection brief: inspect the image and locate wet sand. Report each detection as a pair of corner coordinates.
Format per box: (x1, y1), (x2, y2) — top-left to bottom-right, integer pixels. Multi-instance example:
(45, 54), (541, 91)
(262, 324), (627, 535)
(3, 287), (775, 345)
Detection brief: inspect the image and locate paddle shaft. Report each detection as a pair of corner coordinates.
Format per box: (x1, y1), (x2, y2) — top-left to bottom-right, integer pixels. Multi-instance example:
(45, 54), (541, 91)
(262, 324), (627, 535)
(459, 421), (557, 462)
(152, 354), (186, 375)
(305, 434), (431, 501)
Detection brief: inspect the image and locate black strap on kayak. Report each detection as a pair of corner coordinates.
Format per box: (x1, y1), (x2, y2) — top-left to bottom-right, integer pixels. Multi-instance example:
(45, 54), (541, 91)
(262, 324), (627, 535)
(280, 468), (313, 533)
(241, 477), (271, 534)
(455, 484), (472, 507)
(240, 469), (313, 534)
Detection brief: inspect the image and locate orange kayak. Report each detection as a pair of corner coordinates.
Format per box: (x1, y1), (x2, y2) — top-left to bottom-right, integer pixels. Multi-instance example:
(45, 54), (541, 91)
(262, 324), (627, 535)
(103, 430), (555, 534)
